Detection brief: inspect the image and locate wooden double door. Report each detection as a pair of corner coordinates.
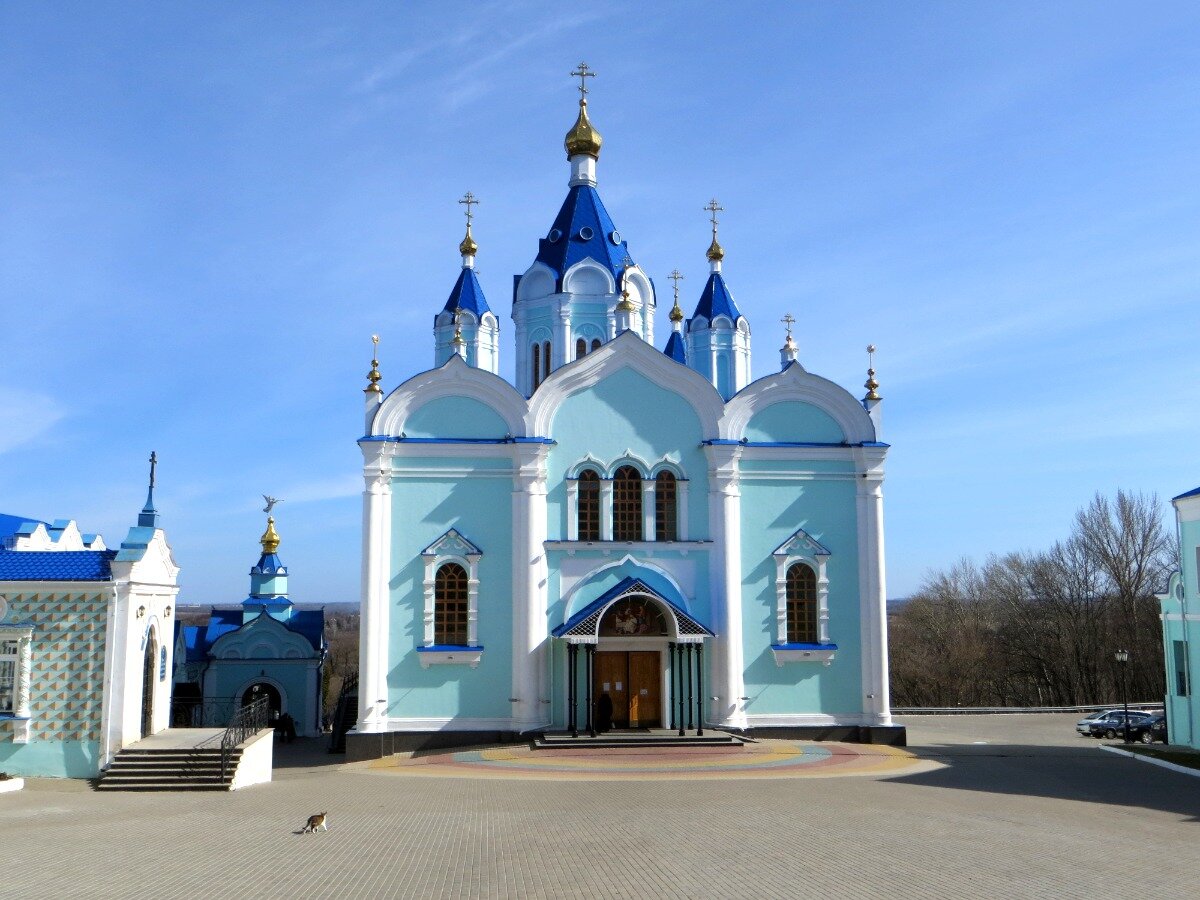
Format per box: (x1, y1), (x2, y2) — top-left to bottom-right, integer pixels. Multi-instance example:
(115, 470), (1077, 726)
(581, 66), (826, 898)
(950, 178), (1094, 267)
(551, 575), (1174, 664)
(594, 650), (661, 728)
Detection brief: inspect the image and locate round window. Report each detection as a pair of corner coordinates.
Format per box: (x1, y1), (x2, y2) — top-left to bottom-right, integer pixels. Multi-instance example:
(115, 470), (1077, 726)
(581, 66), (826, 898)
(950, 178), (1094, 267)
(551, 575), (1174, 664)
(548, 228), (562, 243)
(610, 230), (621, 244)
(578, 226), (594, 240)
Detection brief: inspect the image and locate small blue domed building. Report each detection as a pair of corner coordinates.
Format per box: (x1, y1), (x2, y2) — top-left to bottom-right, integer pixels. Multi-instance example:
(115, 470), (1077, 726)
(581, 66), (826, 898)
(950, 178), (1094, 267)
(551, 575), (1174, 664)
(174, 517), (326, 736)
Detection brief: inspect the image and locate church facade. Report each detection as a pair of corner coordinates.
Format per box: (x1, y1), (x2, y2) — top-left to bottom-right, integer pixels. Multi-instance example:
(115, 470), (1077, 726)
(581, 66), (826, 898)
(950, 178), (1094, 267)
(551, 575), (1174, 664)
(1161, 486), (1199, 750)
(353, 70), (898, 754)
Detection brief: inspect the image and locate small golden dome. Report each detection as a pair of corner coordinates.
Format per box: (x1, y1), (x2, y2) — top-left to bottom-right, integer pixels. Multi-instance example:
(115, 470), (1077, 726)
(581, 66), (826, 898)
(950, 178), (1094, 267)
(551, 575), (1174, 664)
(260, 516), (281, 554)
(616, 289), (635, 312)
(458, 224), (477, 257)
(669, 300), (684, 322)
(564, 99), (602, 159)
(706, 235), (725, 263)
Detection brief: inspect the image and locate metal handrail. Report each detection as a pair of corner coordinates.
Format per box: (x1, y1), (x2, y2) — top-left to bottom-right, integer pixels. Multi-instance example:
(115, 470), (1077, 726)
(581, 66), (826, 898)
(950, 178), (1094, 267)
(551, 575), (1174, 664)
(893, 701), (1165, 715)
(220, 696), (269, 781)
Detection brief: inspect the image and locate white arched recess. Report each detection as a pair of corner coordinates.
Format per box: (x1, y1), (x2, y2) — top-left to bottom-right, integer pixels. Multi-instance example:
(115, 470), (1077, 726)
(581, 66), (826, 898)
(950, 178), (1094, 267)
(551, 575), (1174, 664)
(370, 354), (528, 438)
(720, 364), (877, 444)
(526, 330), (725, 437)
(561, 258), (617, 296)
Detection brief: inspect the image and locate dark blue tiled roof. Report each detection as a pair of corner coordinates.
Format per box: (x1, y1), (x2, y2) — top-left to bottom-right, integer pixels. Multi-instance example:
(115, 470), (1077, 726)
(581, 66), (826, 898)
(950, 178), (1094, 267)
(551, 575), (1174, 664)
(288, 609), (325, 652)
(1174, 486), (1200, 501)
(179, 623), (210, 663)
(0, 549), (116, 581)
(193, 606), (325, 658)
(1, 514), (40, 541)
(690, 272), (743, 325)
(441, 267), (491, 317)
(663, 331), (687, 364)
(204, 608), (243, 650)
(251, 552), (286, 575)
(532, 185), (631, 288)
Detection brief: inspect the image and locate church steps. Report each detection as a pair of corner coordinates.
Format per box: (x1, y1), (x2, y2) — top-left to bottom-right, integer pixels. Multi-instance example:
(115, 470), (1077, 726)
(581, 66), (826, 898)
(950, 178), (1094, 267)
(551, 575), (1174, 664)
(533, 731), (745, 750)
(96, 746), (243, 791)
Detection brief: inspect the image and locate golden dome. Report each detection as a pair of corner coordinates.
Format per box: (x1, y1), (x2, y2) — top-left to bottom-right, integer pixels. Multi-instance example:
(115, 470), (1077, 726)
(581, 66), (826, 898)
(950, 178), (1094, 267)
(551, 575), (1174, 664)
(458, 224), (477, 257)
(260, 516), (281, 554)
(616, 289), (635, 312)
(669, 299), (684, 322)
(706, 235), (725, 263)
(564, 99), (602, 159)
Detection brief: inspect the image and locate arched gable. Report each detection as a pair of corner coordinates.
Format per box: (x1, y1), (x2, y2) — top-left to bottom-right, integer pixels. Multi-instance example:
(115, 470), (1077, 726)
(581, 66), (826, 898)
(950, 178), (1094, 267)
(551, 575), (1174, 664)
(560, 557), (694, 623)
(527, 330), (723, 437)
(404, 396), (509, 440)
(563, 258), (616, 296)
(209, 613), (317, 661)
(372, 354), (528, 438)
(516, 263), (556, 302)
(722, 363), (876, 444)
(744, 400), (845, 443)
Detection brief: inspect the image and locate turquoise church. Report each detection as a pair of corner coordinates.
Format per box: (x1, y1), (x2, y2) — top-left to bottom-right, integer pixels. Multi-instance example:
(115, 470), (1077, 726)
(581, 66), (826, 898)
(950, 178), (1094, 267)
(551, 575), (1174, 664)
(351, 68), (898, 755)
(174, 516), (326, 737)
(1160, 486), (1199, 749)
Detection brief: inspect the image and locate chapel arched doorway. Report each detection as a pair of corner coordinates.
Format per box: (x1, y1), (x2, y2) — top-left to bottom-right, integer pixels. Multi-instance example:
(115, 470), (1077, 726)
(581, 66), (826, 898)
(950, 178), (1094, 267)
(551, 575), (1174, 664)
(140, 632), (157, 739)
(592, 597), (669, 729)
(241, 682), (283, 726)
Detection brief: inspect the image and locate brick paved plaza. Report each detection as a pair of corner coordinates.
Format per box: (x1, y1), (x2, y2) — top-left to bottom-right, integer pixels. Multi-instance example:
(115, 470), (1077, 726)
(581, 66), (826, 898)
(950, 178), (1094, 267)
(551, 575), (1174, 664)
(3, 715), (1198, 899)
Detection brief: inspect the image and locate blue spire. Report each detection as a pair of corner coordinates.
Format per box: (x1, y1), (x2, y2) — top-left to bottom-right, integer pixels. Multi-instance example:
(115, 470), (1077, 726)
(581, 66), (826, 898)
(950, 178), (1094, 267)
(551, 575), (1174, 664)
(663, 331), (687, 364)
(137, 451), (159, 528)
(532, 185), (632, 289)
(689, 272), (744, 325)
(440, 267), (491, 317)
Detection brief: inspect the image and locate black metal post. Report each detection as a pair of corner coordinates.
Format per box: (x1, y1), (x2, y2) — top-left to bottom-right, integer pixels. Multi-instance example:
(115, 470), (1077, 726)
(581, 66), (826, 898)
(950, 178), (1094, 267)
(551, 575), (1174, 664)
(586, 644), (596, 737)
(1118, 649), (1130, 743)
(669, 642), (681, 735)
(696, 642), (704, 736)
(568, 644), (578, 738)
(685, 644), (694, 730)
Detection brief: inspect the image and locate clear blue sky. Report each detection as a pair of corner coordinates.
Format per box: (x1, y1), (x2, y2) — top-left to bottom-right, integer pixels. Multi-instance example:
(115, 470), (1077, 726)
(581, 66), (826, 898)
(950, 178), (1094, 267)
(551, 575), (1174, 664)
(2, 2), (1198, 604)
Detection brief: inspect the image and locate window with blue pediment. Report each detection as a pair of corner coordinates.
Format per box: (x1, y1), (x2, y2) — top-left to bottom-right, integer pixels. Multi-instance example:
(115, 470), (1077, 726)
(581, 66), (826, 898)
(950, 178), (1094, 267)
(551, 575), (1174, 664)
(420, 530), (482, 662)
(771, 528), (835, 665)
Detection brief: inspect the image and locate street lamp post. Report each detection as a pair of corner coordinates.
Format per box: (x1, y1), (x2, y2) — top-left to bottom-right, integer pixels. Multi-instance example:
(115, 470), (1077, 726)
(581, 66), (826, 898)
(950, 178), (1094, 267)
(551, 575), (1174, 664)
(1115, 649), (1130, 742)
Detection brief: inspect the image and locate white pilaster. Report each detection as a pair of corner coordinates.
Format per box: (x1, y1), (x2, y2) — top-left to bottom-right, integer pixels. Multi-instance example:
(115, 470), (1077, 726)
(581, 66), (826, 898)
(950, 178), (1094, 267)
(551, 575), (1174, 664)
(357, 446), (393, 733)
(511, 444), (550, 730)
(600, 479), (614, 541)
(642, 479), (656, 540)
(704, 443), (746, 729)
(677, 480), (690, 541)
(855, 446), (890, 725)
(556, 303), (571, 370)
(566, 479), (579, 541)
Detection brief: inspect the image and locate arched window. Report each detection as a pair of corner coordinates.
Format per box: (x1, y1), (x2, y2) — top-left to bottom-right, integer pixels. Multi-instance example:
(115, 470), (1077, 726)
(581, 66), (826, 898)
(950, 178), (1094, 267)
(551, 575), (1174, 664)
(576, 338), (587, 360)
(654, 472), (677, 541)
(434, 563), (469, 645)
(786, 563), (818, 644)
(612, 466), (643, 541)
(543, 341), (551, 379)
(532, 345), (541, 390)
(591, 338), (602, 352)
(577, 469), (600, 540)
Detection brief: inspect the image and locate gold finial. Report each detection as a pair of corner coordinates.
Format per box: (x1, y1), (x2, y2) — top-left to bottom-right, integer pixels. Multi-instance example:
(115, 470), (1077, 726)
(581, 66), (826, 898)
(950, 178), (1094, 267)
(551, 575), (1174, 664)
(704, 198), (725, 262)
(864, 344), (881, 401)
(668, 269), (685, 321)
(364, 334), (382, 394)
(458, 191), (478, 256)
(564, 62), (602, 159)
(451, 307), (466, 345)
(260, 516), (280, 554)
(616, 257), (636, 311)
(616, 289), (635, 313)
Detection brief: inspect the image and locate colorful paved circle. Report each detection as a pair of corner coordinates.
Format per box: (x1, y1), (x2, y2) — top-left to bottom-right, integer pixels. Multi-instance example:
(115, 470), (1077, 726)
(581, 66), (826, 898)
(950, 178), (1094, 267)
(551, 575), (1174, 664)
(366, 740), (939, 781)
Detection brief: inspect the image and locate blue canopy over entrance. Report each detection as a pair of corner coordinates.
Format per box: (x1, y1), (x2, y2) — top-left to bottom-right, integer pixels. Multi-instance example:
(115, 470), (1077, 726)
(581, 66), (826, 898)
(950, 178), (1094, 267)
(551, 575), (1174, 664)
(552, 576), (714, 644)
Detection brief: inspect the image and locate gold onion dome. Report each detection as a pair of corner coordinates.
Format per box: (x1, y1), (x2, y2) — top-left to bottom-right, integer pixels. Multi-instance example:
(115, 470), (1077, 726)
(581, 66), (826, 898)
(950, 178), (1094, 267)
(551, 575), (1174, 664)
(616, 289), (635, 312)
(260, 517), (281, 554)
(564, 99), (603, 159)
(669, 299), (684, 322)
(458, 224), (477, 257)
(706, 235), (725, 263)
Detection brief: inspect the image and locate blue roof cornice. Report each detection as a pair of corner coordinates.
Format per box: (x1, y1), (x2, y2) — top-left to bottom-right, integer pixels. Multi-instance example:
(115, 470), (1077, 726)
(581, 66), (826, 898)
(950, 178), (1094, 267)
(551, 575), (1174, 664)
(531, 185), (632, 289)
(1173, 486), (1200, 502)
(689, 272), (744, 325)
(441, 267), (491, 317)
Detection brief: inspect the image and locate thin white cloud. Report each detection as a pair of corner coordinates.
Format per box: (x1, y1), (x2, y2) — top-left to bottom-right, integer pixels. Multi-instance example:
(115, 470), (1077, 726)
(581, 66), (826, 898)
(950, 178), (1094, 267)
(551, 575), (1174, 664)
(0, 388), (65, 454)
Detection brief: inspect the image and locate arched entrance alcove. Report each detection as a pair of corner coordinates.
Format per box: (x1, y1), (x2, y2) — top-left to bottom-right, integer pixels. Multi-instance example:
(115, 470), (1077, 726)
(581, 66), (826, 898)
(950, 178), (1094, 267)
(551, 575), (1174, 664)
(552, 577), (714, 738)
(140, 630), (157, 739)
(241, 681), (283, 726)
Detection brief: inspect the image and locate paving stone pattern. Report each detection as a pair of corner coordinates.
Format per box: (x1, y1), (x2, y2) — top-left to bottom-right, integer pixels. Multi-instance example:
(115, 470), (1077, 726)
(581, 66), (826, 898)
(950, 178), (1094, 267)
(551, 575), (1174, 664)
(1, 714), (1198, 899)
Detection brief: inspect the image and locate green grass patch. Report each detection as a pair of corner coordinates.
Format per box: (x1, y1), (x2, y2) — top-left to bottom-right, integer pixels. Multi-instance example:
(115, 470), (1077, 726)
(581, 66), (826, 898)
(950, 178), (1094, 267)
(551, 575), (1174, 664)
(1122, 745), (1200, 770)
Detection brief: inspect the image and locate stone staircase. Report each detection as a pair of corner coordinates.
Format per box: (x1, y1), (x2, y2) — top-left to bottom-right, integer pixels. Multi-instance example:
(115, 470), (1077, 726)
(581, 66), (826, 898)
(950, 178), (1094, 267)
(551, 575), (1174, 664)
(96, 745), (240, 791)
(533, 729), (746, 750)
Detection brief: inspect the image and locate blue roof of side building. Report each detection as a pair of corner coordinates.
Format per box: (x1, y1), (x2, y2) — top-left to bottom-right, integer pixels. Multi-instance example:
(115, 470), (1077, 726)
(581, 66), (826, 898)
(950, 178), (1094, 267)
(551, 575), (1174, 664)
(0, 549), (116, 581)
(190, 606), (325, 658)
(1174, 486), (1200, 501)
(689, 272), (744, 324)
(440, 267), (491, 317)
(663, 331), (687, 364)
(0, 514), (46, 541)
(532, 185), (632, 288)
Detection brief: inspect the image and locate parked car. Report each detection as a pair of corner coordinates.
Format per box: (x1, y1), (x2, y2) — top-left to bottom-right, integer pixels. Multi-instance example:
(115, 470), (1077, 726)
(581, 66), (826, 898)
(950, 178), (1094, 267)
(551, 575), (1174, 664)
(1076, 710), (1118, 736)
(1086, 710), (1155, 739)
(1127, 714), (1168, 744)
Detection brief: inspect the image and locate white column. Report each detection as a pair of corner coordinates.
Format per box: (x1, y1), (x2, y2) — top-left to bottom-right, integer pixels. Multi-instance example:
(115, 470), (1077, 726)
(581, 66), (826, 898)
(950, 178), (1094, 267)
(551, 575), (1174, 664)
(14, 633), (31, 718)
(566, 480), (579, 541)
(511, 444), (550, 730)
(98, 587), (126, 765)
(642, 479), (656, 541)
(556, 304), (571, 371)
(678, 480), (690, 541)
(358, 449), (392, 733)
(704, 444), (746, 729)
(600, 479), (614, 541)
(855, 446), (890, 726)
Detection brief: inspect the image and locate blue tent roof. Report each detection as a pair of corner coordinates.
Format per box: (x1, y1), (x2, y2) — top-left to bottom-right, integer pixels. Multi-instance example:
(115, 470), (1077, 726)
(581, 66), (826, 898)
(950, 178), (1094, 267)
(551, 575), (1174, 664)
(663, 331), (687, 364)
(0, 514), (44, 541)
(690, 272), (744, 324)
(440, 266), (491, 317)
(532, 185), (632, 288)
(0, 549), (116, 581)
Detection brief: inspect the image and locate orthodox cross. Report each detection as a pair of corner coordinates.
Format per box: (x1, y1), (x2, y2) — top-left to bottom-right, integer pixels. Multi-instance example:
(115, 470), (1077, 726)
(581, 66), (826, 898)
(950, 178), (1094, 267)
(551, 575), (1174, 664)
(570, 61), (596, 98)
(781, 313), (795, 339)
(458, 191), (478, 227)
(700, 199), (720, 237)
(147, 451), (157, 489)
(668, 269), (684, 303)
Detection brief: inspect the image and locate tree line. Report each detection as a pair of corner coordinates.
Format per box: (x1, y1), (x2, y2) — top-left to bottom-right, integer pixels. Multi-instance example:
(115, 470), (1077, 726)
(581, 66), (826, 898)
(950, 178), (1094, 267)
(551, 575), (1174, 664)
(889, 490), (1178, 708)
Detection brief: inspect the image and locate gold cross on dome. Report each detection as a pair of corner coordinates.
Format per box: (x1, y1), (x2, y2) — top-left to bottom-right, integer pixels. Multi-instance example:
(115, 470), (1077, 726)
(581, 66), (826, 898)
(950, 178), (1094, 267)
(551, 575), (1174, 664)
(458, 191), (478, 226)
(781, 313), (795, 338)
(668, 269), (684, 301)
(704, 198), (723, 236)
(570, 62), (596, 98)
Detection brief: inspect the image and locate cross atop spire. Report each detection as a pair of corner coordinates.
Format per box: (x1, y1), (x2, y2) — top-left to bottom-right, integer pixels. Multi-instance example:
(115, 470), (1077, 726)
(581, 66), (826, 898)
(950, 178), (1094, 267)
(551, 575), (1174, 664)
(138, 450), (160, 528)
(570, 61), (596, 99)
(457, 192), (479, 261)
(864, 344), (881, 402)
(781, 313), (795, 339)
(458, 191), (478, 226)
(704, 198), (723, 237)
(668, 269), (685, 324)
(704, 198), (726, 266)
(365, 334), (382, 395)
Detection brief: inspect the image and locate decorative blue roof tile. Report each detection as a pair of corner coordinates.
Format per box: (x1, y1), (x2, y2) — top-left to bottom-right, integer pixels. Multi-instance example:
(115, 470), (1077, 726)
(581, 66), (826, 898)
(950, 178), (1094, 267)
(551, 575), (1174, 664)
(532, 185), (632, 289)
(689, 272), (743, 325)
(0, 549), (116, 582)
(440, 267), (491, 317)
(663, 331), (687, 364)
